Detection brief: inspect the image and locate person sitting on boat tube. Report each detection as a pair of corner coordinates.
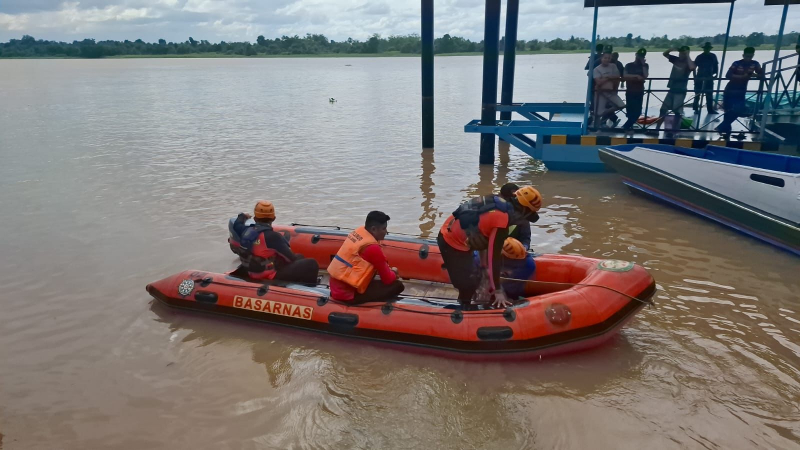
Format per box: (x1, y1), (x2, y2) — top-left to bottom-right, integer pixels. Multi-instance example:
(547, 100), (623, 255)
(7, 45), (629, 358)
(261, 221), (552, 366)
(328, 211), (405, 304)
(438, 186), (542, 308)
(231, 200), (319, 284)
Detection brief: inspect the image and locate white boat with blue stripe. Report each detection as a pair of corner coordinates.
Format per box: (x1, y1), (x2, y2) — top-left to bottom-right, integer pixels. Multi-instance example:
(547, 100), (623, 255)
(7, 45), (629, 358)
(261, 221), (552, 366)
(598, 144), (800, 256)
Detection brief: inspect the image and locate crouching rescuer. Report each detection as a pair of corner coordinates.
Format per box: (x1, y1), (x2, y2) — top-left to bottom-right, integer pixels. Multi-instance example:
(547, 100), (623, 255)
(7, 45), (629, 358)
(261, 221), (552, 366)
(438, 186), (542, 308)
(328, 211), (405, 304)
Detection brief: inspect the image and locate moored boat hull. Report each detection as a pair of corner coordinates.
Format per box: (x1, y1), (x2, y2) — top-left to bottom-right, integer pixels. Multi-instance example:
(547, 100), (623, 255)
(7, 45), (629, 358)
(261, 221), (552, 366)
(599, 146), (800, 256)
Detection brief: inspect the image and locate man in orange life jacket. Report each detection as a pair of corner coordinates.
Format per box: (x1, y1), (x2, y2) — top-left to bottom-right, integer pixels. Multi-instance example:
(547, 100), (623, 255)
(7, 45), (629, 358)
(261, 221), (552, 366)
(232, 200), (319, 284)
(328, 211), (405, 304)
(438, 186), (542, 308)
(498, 183), (538, 299)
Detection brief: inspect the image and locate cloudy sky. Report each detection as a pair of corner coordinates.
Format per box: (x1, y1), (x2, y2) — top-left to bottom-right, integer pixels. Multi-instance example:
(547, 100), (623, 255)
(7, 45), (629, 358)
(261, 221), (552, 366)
(0, 0), (797, 43)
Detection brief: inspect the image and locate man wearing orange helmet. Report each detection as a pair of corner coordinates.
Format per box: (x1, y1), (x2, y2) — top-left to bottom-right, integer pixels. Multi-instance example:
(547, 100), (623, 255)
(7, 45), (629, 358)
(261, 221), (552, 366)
(499, 183), (539, 248)
(499, 183), (538, 299)
(438, 185), (542, 308)
(230, 200), (319, 283)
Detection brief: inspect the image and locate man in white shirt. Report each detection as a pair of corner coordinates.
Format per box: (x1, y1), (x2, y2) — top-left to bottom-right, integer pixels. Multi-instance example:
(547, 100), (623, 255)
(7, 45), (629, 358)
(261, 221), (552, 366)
(592, 52), (625, 129)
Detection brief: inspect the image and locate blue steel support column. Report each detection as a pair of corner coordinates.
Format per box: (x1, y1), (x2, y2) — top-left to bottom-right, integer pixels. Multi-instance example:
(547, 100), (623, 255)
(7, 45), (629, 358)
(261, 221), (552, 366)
(759, 2), (790, 138)
(714, 0), (736, 100)
(479, 0), (502, 165)
(581, 3), (599, 134)
(421, 0), (434, 150)
(499, 0), (520, 123)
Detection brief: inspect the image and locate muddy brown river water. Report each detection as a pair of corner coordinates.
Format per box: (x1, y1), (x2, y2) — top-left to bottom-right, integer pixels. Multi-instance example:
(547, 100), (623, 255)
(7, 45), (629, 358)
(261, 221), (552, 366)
(0, 55), (798, 449)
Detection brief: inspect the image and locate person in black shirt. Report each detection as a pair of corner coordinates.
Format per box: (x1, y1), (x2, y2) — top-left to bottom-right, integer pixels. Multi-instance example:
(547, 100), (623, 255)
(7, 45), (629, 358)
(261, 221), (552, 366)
(716, 47), (765, 133)
(584, 43), (605, 70)
(622, 48), (650, 130)
(693, 42), (719, 113)
(612, 52), (625, 88)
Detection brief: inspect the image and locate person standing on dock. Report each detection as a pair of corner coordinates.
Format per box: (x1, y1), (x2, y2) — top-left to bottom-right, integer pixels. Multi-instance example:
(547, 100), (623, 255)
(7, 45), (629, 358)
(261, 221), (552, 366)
(622, 48), (650, 130)
(593, 52), (625, 129)
(585, 43), (605, 123)
(328, 211), (405, 304)
(438, 186), (542, 308)
(715, 47), (765, 134)
(612, 52), (625, 89)
(659, 46), (696, 124)
(692, 42), (719, 113)
(584, 43), (605, 70)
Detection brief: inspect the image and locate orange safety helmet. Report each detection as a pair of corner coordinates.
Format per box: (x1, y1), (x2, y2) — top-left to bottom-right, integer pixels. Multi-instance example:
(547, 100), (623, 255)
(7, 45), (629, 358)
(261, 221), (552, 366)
(253, 200), (276, 220)
(502, 237), (527, 260)
(515, 186), (542, 213)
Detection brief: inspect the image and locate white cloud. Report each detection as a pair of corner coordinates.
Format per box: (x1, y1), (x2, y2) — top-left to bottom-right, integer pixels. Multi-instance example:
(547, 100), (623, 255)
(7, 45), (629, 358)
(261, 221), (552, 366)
(0, 0), (797, 43)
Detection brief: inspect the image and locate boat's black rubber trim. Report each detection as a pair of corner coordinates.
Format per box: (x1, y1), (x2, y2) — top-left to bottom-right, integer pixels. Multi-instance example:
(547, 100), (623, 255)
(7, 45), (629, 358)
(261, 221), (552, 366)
(477, 326), (513, 341)
(328, 312), (359, 329)
(194, 291), (218, 304)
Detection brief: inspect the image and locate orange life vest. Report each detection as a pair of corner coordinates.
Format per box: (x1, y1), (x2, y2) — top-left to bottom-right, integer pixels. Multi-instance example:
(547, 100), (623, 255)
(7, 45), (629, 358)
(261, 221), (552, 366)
(328, 226), (378, 294)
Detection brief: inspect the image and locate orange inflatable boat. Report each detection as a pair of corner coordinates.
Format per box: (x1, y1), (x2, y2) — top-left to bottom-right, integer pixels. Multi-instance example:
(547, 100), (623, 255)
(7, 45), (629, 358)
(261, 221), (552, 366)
(146, 225), (656, 359)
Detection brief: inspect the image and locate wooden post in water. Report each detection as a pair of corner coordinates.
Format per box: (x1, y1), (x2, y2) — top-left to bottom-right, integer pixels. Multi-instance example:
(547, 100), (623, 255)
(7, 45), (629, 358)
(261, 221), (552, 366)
(499, 0), (520, 124)
(480, 0), (502, 165)
(421, 0), (434, 150)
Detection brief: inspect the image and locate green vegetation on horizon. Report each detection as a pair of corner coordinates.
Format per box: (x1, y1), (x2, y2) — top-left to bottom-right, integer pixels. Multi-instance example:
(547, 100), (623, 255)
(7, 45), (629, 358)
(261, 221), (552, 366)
(2, 32), (797, 59)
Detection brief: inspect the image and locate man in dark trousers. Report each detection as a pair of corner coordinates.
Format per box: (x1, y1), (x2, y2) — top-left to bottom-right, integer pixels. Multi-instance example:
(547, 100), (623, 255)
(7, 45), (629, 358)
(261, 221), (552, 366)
(328, 211), (405, 304)
(232, 201), (320, 283)
(659, 46), (696, 124)
(716, 47), (765, 134)
(693, 42), (719, 113)
(622, 48), (650, 130)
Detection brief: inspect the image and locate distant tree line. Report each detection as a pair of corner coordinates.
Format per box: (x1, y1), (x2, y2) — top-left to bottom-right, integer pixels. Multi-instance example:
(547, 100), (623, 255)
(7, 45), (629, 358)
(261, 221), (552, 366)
(1, 32), (797, 58)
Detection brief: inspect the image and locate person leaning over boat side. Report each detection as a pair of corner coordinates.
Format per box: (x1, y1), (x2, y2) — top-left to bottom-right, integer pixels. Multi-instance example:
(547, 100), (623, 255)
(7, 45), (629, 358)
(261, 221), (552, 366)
(233, 200), (319, 283)
(659, 46), (696, 123)
(715, 47), (765, 134)
(499, 183), (536, 250)
(693, 42), (719, 113)
(622, 48), (650, 130)
(593, 52), (625, 129)
(499, 183), (538, 299)
(438, 186), (542, 308)
(328, 211), (405, 304)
